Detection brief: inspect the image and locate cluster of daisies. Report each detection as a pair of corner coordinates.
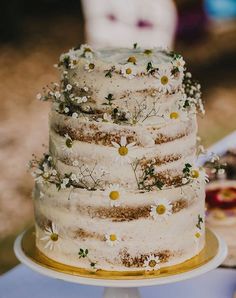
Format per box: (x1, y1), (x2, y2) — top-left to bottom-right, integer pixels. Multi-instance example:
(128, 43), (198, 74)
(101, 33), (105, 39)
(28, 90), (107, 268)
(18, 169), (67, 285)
(36, 69), (92, 119)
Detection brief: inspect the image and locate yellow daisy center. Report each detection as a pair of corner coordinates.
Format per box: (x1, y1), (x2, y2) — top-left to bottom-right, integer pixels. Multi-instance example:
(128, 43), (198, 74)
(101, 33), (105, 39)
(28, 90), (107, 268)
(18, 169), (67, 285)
(195, 232), (201, 238)
(72, 60), (77, 65)
(144, 49), (152, 55)
(127, 56), (137, 64)
(191, 170), (200, 179)
(109, 234), (117, 241)
(149, 260), (157, 268)
(89, 63), (95, 70)
(109, 191), (120, 201)
(156, 204), (166, 215)
(170, 112), (179, 119)
(118, 146), (128, 156)
(50, 233), (59, 242)
(126, 68), (132, 75)
(161, 75), (169, 85)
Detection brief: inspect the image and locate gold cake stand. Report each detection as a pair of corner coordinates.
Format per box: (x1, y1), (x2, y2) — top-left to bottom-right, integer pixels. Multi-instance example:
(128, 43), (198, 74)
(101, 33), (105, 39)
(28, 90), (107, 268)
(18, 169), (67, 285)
(14, 227), (227, 298)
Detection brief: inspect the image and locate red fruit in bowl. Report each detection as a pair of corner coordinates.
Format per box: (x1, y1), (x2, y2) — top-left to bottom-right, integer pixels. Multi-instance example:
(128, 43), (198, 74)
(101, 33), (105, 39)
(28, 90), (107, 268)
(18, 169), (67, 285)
(206, 187), (236, 209)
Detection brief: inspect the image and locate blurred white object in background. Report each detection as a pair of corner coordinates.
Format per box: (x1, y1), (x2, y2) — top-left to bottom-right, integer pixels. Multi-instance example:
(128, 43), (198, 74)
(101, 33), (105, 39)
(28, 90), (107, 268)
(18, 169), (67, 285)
(82, 0), (177, 49)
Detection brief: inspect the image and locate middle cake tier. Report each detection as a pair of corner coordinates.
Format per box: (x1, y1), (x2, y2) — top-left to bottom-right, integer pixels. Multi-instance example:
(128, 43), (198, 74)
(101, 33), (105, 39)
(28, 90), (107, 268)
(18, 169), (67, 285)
(49, 110), (197, 191)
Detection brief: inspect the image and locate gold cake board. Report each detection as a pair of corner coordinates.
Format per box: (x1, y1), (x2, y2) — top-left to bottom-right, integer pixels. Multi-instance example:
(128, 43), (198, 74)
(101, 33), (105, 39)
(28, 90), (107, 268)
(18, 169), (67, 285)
(16, 227), (224, 281)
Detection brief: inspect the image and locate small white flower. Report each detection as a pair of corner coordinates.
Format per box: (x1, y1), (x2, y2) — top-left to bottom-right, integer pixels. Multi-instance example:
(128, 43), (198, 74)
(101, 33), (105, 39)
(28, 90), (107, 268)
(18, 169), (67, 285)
(66, 84), (73, 91)
(70, 173), (78, 182)
(76, 96), (87, 104)
(79, 44), (94, 59)
(144, 255), (161, 271)
(83, 86), (89, 92)
(72, 112), (79, 119)
(40, 222), (61, 251)
(84, 61), (95, 72)
(61, 178), (70, 189)
(194, 228), (202, 241)
(172, 56), (185, 71)
(191, 167), (209, 183)
(150, 198), (172, 220)
(105, 232), (121, 247)
(120, 63), (137, 79)
(111, 136), (136, 164)
(155, 66), (174, 93)
(64, 107), (69, 113)
(103, 113), (112, 122)
(105, 184), (123, 207)
(72, 160), (79, 166)
(36, 93), (42, 100)
(54, 91), (61, 99)
(164, 108), (189, 122)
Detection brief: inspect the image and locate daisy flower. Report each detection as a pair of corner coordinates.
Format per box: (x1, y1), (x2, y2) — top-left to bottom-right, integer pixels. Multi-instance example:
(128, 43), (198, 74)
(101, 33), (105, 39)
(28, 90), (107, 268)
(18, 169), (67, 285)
(105, 232), (121, 247)
(62, 133), (74, 154)
(60, 178), (70, 189)
(150, 198), (172, 220)
(84, 61), (95, 72)
(120, 63), (137, 79)
(105, 184), (123, 207)
(191, 166), (209, 184)
(40, 222), (61, 251)
(155, 66), (174, 93)
(79, 44), (94, 59)
(144, 255), (161, 271)
(111, 136), (136, 164)
(163, 107), (189, 123)
(194, 228), (202, 240)
(103, 113), (112, 122)
(172, 56), (185, 72)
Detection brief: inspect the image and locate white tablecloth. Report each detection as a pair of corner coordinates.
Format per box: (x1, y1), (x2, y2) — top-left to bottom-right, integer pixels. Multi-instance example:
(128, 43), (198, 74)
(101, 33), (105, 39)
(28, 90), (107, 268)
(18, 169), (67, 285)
(0, 265), (235, 298)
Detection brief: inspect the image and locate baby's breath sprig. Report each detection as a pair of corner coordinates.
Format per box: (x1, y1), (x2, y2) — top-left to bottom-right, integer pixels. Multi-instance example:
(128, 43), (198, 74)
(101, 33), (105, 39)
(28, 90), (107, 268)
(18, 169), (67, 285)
(131, 159), (165, 191)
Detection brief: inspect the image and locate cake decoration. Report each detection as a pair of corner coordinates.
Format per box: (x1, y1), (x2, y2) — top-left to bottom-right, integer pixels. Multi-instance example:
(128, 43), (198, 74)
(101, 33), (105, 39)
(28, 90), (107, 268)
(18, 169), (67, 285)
(105, 232), (121, 247)
(150, 198), (172, 220)
(144, 255), (161, 271)
(40, 222), (61, 251)
(31, 45), (207, 272)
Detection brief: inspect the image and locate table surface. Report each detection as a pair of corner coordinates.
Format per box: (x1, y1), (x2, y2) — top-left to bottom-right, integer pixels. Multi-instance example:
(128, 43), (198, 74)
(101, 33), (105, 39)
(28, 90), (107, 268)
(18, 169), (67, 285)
(0, 265), (235, 298)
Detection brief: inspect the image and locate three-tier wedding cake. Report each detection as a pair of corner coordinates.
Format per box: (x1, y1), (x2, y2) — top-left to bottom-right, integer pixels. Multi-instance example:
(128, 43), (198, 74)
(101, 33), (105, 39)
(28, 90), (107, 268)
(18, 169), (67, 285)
(31, 44), (206, 272)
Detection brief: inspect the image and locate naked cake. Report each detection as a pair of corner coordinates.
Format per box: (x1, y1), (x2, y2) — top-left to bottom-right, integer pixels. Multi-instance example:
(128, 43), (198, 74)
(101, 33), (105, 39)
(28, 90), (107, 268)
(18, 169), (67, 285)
(31, 44), (207, 273)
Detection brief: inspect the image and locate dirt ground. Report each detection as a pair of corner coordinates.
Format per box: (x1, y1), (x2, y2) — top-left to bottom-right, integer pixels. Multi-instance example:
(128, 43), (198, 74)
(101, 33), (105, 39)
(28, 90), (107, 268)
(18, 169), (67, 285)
(0, 16), (235, 274)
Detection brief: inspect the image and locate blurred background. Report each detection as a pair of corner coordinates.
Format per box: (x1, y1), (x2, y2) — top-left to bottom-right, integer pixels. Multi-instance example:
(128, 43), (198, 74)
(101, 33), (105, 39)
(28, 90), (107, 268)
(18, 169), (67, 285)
(0, 0), (236, 274)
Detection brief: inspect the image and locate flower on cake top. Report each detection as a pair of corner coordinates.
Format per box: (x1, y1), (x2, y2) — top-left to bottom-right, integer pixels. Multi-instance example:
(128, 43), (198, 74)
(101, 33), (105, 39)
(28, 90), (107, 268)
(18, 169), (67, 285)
(172, 56), (185, 72)
(150, 198), (172, 220)
(105, 232), (121, 247)
(144, 255), (161, 271)
(155, 66), (174, 93)
(84, 61), (95, 72)
(111, 136), (136, 164)
(120, 63), (137, 79)
(105, 184), (123, 207)
(40, 222), (61, 251)
(78, 44), (94, 59)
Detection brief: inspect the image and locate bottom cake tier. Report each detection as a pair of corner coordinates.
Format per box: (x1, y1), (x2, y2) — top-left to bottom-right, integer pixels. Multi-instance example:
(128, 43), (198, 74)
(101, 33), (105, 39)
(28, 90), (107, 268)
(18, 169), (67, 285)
(33, 181), (205, 272)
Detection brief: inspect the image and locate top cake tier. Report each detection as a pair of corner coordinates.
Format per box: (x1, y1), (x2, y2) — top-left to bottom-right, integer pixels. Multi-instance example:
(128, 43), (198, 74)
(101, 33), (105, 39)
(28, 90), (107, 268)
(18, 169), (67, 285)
(47, 44), (202, 126)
